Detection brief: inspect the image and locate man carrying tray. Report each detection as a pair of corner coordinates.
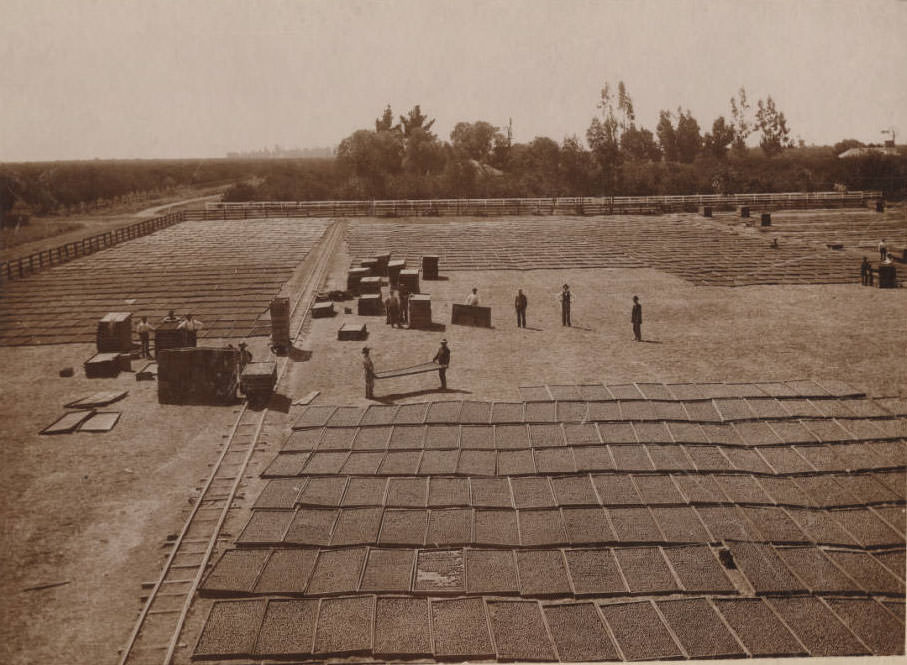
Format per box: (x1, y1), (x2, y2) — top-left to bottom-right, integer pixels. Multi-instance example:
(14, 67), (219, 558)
(432, 339), (451, 390)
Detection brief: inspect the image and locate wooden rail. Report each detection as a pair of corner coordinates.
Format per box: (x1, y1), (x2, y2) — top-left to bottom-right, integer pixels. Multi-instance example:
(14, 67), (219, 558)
(192, 191), (881, 220)
(0, 212), (185, 282)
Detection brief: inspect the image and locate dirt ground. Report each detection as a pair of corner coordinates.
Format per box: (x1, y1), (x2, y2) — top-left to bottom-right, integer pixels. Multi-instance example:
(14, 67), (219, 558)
(1, 213), (905, 665)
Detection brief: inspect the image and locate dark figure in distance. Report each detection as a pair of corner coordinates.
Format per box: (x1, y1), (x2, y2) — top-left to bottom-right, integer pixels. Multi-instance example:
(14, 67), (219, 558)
(238, 342), (252, 369)
(879, 239), (887, 262)
(861, 257), (872, 286)
(433, 339), (450, 390)
(632, 295), (643, 341)
(559, 284), (573, 327)
(515, 289), (528, 328)
(362, 347), (375, 399)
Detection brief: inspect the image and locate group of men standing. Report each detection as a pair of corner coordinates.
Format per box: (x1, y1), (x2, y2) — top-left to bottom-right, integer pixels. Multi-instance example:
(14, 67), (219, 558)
(135, 310), (205, 359)
(511, 284), (643, 340)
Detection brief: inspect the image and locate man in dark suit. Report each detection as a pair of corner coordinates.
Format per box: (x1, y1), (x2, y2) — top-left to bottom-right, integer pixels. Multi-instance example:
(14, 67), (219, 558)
(514, 289), (528, 328)
(433, 339), (450, 390)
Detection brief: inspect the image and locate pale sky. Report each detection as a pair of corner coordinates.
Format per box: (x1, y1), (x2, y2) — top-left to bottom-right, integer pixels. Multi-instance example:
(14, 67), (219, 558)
(1, 0), (905, 161)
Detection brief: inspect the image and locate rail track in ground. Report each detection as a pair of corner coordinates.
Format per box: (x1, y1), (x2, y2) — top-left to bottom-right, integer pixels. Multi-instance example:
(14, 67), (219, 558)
(116, 219), (344, 665)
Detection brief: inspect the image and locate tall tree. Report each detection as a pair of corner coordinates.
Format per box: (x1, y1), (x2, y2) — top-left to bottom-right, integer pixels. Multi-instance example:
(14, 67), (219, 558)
(675, 108), (702, 163)
(559, 135), (594, 195)
(703, 116), (736, 159)
(755, 96), (793, 157)
(729, 87), (752, 155)
(375, 104), (397, 133)
(450, 121), (498, 162)
(656, 110), (678, 162)
(399, 105), (436, 138)
(586, 85), (622, 192)
(621, 126), (661, 161)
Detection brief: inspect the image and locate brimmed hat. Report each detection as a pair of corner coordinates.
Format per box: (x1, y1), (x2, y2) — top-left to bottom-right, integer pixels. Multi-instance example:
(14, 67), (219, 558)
(440, 339), (448, 344)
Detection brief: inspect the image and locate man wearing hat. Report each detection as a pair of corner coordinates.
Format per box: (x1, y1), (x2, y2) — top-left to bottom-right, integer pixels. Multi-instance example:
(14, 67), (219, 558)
(631, 295), (643, 341)
(558, 284), (573, 327)
(238, 342), (253, 369)
(362, 347), (375, 399)
(432, 339), (451, 390)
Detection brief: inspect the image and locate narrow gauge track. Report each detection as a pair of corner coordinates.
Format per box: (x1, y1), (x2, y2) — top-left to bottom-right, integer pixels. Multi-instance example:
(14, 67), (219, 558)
(117, 219), (344, 665)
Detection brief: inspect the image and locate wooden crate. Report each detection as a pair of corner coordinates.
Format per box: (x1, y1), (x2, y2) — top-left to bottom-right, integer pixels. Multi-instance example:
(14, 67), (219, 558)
(451, 304), (492, 328)
(699, 205), (712, 217)
(422, 255), (440, 280)
(270, 297), (291, 347)
(97, 312), (133, 352)
(85, 352), (121, 378)
(374, 253), (391, 276)
(338, 323), (368, 341)
(360, 258), (378, 275)
(359, 276), (383, 294)
(388, 259), (406, 288)
(358, 294), (383, 316)
(157, 346), (239, 405)
(761, 213), (772, 226)
(312, 302), (336, 318)
(737, 205), (750, 218)
(878, 263), (897, 288)
(347, 267), (370, 294)
(408, 294), (432, 329)
(398, 269), (420, 295)
(154, 320), (191, 353)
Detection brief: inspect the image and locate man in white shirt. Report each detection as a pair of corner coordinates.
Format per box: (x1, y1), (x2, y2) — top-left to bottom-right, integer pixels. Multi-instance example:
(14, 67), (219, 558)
(465, 288), (479, 306)
(178, 313), (204, 345)
(136, 316), (155, 358)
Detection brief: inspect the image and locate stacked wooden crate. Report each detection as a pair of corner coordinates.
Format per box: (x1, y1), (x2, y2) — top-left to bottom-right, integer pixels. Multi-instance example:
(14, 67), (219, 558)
(157, 346), (239, 404)
(360, 258), (378, 275)
(398, 269), (420, 295)
(359, 276), (383, 294)
(154, 320), (191, 353)
(270, 297), (291, 349)
(240, 361), (277, 404)
(358, 294), (383, 315)
(96, 312), (133, 352)
(312, 302), (335, 318)
(408, 294), (432, 329)
(84, 352), (121, 378)
(347, 267), (370, 294)
(387, 259), (406, 289)
(421, 255), (439, 280)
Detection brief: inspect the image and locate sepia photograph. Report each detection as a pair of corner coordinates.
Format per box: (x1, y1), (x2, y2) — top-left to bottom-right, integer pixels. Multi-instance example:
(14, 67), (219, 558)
(1, 1), (905, 664)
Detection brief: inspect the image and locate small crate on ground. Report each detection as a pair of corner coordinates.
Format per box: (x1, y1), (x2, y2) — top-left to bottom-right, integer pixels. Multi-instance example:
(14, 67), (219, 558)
(338, 323), (368, 341)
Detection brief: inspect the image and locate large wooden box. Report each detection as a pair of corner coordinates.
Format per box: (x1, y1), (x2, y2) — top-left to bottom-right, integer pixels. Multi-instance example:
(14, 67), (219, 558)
(157, 346), (239, 405)
(312, 302), (335, 318)
(451, 304), (492, 328)
(358, 294), (383, 316)
(359, 276), (383, 295)
(85, 352), (121, 378)
(878, 263), (897, 289)
(398, 269), (420, 295)
(338, 323), (368, 341)
(347, 267), (370, 294)
(154, 320), (192, 353)
(97, 312), (133, 353)
(422, 255), (439, 280)
(408, 294), (432, 330)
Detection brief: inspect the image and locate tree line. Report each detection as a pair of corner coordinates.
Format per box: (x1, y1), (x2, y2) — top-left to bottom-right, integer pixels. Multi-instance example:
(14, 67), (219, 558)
(226, 82), (902, 202)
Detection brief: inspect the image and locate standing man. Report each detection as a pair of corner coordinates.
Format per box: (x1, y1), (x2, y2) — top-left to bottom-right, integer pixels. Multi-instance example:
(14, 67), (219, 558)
(879, 239), (887, 262)
(362, 347), (375, 399)
(514, 289), (528, 328)
(136, 316), (155, 358)
(861, 257), (871, 286)
(388, 291), (401, 328)
(178, 313), (204, 345)
(433, 339), (450, 390)
(558, 284), (573, 327)
(465, 288), (480, 306)
(631, 295), (643, 342)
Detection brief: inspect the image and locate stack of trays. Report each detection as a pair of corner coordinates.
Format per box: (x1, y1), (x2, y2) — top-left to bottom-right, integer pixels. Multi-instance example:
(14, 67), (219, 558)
(84, 352), (121, 379)
(357, 294), (383, 316)
(360, 258), (378, 275)
(157, 347), (239, 405)
(96, 312), (133, 352)
(270, 297), (291, 348)
(312, 302), (335, 318)
(359, 276), (383, 294)
(240, 361), (277, 398)
(347, 267), (370, 295)
(387, 259), (406, 289)
(154, 320), (191, 352)
(398, 269), (420, 295)
(422, 255), (440, 280)
(374, 253), (391, 276)
(408, 294), (432, 329)
(338, 323), (368, 340)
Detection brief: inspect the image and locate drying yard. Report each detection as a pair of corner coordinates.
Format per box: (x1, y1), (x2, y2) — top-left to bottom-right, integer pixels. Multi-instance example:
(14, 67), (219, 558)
(1, 203), (905, 664)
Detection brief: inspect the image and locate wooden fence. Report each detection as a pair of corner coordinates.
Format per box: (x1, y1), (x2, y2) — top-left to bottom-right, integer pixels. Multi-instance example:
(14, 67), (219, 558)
(0, 212), (184, 282)
(193, 191), (880, 220)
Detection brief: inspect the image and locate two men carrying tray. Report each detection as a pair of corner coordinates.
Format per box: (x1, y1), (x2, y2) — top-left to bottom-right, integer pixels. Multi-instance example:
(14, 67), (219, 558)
(361, 339), (451, 399)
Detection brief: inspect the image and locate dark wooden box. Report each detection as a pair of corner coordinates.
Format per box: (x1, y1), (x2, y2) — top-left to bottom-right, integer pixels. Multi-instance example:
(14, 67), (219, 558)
(451, 304), (492, 328)
(338, 323), (368, 340)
